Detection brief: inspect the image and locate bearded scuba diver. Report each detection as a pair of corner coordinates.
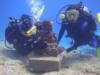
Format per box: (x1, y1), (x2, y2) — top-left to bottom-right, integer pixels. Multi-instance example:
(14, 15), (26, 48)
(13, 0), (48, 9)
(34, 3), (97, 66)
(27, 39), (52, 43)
(57, 2), (100, 52)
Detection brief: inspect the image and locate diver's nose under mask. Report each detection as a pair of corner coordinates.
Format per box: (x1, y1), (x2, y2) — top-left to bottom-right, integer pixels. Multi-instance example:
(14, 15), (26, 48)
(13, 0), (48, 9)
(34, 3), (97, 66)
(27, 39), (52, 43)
(65, 9), (80, 23)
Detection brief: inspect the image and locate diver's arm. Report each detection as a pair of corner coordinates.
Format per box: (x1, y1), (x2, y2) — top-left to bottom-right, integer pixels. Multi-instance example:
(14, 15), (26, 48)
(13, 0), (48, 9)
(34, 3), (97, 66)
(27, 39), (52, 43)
(58, 23), (66, 43)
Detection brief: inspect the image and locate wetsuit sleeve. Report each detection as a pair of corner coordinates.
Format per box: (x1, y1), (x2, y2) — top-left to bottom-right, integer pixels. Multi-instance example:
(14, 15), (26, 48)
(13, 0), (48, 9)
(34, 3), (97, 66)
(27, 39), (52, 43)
(58, 23), (66, 43)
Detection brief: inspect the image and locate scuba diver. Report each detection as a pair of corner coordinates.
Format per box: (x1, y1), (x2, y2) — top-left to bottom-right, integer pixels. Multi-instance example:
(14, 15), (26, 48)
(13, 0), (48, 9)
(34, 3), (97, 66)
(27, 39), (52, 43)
(58, 2), (100, 52)
(5, 15), (34, 55)
(5, 14), (48, 56)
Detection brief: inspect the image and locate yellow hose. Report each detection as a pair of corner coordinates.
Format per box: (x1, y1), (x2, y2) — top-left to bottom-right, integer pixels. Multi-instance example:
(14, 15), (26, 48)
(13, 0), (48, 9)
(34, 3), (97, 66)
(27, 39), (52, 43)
(26, 25), (37, 36)
(97, 13), (100, 24)
(96, 47), (100, 57)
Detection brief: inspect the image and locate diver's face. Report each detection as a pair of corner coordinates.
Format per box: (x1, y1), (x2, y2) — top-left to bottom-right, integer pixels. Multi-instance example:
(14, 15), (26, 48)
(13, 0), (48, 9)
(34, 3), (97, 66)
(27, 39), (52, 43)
(66, 9), (79, 23)
(23, 18), (31, 24)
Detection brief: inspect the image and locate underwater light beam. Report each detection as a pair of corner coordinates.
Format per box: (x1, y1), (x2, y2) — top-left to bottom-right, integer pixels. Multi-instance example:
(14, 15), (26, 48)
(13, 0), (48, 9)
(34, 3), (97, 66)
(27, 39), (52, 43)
(28, 0), (45, 22)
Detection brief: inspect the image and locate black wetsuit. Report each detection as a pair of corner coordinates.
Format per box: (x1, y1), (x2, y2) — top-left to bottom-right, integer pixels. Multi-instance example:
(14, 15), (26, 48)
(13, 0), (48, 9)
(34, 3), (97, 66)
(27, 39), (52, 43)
(58, 5), (97, 52)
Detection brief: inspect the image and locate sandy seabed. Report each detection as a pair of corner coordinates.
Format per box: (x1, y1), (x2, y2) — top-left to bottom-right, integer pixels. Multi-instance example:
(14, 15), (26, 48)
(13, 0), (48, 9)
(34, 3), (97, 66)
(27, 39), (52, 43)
(0, 41), (100, 75)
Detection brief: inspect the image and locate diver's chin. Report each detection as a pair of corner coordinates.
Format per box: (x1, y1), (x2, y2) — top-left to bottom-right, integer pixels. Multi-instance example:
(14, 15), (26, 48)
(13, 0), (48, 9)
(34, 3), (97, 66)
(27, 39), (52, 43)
(69, 20), (76, 23)
(67, 17), (79, 23)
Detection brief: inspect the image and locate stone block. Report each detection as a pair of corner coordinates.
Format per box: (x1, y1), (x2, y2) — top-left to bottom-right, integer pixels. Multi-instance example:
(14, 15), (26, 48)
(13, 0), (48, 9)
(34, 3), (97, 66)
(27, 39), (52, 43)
(27, 57), (61, 72)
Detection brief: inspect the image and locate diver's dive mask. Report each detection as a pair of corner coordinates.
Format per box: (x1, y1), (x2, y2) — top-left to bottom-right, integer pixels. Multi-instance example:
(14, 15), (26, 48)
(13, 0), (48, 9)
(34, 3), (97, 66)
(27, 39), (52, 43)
(60, 9), (80, 23)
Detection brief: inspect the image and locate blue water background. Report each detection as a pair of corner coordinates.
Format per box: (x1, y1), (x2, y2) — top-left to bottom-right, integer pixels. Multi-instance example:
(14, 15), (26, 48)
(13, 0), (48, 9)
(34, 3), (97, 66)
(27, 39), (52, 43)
(0, 0), (100, 55)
